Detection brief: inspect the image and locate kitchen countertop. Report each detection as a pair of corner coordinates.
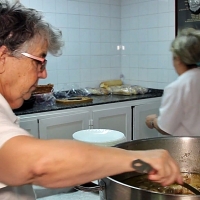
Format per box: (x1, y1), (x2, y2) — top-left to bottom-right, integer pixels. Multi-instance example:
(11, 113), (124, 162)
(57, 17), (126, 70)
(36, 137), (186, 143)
(14, 89), (163, 116)
(37, 191), (100, 200)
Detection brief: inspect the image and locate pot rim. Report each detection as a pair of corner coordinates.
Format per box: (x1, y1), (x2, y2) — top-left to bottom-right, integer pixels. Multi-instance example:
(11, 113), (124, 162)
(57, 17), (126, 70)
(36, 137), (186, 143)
(106, 136), (200, 197)
(114, 136), (200, 148)
(106, 175), (200, 197)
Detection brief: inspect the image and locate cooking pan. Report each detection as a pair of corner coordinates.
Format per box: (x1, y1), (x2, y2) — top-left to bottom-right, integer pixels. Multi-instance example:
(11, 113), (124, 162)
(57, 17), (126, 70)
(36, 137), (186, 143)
(76, 137), (200, 200)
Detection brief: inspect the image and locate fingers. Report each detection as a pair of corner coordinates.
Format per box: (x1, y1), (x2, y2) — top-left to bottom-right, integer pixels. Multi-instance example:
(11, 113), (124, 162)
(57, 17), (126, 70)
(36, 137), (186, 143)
(145, 121), (153, 129)
(148, 160), (179, 185)
(138, 149), (182, 186)
(145, 114), (157, 129)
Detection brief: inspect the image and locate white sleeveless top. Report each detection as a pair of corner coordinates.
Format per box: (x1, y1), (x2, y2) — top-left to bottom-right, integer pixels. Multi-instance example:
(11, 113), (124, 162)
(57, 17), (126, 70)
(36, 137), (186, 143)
(158, 68), (200, 136)
(0, 94), (36, 199)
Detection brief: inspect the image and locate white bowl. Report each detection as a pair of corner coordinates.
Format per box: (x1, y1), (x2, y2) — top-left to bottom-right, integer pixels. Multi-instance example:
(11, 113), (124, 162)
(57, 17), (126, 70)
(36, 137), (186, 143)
(73, 129), (126, 147)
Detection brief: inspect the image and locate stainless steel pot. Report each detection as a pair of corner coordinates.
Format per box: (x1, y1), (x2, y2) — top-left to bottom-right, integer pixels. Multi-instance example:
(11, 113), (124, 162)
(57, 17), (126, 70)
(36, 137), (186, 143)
(76, 137), (200, 200)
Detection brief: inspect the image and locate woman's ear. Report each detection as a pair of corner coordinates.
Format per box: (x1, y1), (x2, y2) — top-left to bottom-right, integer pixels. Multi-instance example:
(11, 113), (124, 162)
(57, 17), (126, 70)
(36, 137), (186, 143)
(0, 46), (8, 73)
(173, 56), (183, 66)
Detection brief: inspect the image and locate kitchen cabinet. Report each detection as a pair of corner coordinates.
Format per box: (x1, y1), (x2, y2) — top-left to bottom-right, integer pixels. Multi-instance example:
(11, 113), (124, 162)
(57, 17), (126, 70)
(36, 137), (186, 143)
(91, 104), (131, 141)
(133, 99), (163, 140)
(39, 110), (90, 139)
(19, 104), (131, 140)
(19, 97), (162, 141)
(19, 109), (90, 140)
(20, 117), (39, 138)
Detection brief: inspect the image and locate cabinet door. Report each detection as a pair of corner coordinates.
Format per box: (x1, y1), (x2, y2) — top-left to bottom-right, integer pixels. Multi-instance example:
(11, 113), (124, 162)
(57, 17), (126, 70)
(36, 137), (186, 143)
(133, 100), (162, 140)
(92, 106), (131, 141)
(39, 111), (90, 139)
(19, 118), (39, 138)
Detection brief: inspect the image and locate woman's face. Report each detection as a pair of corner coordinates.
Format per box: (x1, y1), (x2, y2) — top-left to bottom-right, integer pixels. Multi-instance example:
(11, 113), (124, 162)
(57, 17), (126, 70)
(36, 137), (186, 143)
(172, 56), (189, 76)
(0, 37), (48, 109)
(172, 56), (179, 74)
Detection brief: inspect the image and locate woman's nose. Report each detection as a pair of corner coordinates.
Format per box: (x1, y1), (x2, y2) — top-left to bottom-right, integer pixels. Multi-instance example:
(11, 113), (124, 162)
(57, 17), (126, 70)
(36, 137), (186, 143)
(38, 68), (47, 79)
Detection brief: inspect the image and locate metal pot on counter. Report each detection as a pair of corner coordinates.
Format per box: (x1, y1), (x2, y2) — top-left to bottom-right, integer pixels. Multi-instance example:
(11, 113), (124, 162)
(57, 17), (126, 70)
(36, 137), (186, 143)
(76, 137), (200, 200)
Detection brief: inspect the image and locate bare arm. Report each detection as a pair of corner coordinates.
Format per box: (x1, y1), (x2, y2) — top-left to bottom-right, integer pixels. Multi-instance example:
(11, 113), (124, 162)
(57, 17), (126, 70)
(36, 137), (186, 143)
(153, 117), (170, 135)
(0, 135), (182, 188)
(146, 114), (170, 135)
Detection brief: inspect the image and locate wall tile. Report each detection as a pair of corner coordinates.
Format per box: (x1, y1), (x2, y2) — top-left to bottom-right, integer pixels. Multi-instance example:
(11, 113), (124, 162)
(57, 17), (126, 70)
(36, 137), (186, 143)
(158, 12), (169, 27)
(29, 0), (43, 11)
(20, 0), (30, 7)
(148, 0), (159, 15)
(27, 0), (175, 89)
(57, 56), (69, 70)
(111, 5), (121, 18)
(80, 16), (91, 29)
(158, 0), (169, 13)
(43, 0), (56, 12)
(69, 69), (81, 83)
(111, 55), (120, 68)
(91, 56), (101, 69)
(110, 31), (121, 42)
(68, 14), (80, 28)
(79, 2), (90, 15)
(90, 3), (101, 16)
(100, 30), (111, 42)
(80, 56), (91, 69)
(55, 14), (68, 28)
(68, 29), (80, 42)
(80, 42), (91, 56)
(68, 56), (81, 69)
(111, 18), (121, 30)
(90, 30), (101, 42)
(90, 16), (101, 29)
(101, 56), (111, 68)
(57, 69), (70, 84)
(100, 67), (111, 81)
(101, 17), (111, 30)
(68, 0), (79, 14)
(56, 0), (68, 13)
(46, 55), (58, 71)
(43, 13), (56, 27)
(110, 0), (121, 6)
(121, 18), (130, 31)
(80, 29), (90, 42)
(101, 43), (112, 55)
(100, 4), (110, 17)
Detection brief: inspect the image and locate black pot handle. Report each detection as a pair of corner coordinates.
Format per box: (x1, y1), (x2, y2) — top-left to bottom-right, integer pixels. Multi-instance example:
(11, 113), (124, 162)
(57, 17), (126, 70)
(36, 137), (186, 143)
(74, 181), (105, 192)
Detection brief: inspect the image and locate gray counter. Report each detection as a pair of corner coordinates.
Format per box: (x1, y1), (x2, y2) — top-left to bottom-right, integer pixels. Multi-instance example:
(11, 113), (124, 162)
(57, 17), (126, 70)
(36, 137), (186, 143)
(37, 190), (99, 200)
(13, 89), (163, 116)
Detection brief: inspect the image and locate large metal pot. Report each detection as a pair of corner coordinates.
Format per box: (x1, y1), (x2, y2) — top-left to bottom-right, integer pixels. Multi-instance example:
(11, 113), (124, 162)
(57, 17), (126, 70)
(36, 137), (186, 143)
(99, 137), (200, 200)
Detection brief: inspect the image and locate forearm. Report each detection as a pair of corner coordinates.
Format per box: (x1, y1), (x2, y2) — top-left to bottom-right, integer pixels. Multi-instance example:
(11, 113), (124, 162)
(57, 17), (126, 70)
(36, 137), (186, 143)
(0, 135), (182, 188)
(152, 118), (170, 135)
(31, 140), (135, 188)
(0, 136), (134, 187)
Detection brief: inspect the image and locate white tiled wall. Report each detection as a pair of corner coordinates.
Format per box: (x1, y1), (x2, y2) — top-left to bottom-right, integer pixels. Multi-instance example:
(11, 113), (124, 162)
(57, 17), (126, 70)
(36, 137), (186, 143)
(19, 0), (121, 91)
(19, 0), (177, 90)
(121, 0), (178, 89)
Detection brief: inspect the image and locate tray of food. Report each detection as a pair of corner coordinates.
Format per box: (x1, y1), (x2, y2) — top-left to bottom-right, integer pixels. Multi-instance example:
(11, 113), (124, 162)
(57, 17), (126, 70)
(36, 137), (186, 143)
(56, 97), (93, 104)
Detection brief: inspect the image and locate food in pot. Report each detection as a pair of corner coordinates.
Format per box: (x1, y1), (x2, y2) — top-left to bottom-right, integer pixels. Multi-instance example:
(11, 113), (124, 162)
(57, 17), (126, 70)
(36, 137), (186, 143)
(122, 172), (200, 195)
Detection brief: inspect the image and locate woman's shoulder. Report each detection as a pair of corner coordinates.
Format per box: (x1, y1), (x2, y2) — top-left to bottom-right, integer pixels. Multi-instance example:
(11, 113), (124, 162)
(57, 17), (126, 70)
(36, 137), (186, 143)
(164, 68), (200, 95)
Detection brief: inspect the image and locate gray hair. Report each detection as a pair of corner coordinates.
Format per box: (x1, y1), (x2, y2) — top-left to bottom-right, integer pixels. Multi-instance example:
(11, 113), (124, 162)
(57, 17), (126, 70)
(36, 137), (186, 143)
(0, 0), (64, 56)
(170, 28), (200, 67)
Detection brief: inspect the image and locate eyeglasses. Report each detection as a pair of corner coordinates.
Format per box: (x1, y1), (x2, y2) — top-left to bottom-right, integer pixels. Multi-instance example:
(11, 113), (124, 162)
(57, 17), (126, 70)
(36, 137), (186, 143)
(21, 52), (47, 72)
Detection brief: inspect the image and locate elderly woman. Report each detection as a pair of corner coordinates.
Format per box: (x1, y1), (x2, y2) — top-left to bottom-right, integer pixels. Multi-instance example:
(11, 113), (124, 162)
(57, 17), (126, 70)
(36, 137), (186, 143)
(0, 1), (182, 199)
(146, 28), (200, 136)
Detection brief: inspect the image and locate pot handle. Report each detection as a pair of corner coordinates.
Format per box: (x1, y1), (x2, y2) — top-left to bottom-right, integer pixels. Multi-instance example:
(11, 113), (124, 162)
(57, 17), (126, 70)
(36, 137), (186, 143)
(74, 181), (105, 192)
